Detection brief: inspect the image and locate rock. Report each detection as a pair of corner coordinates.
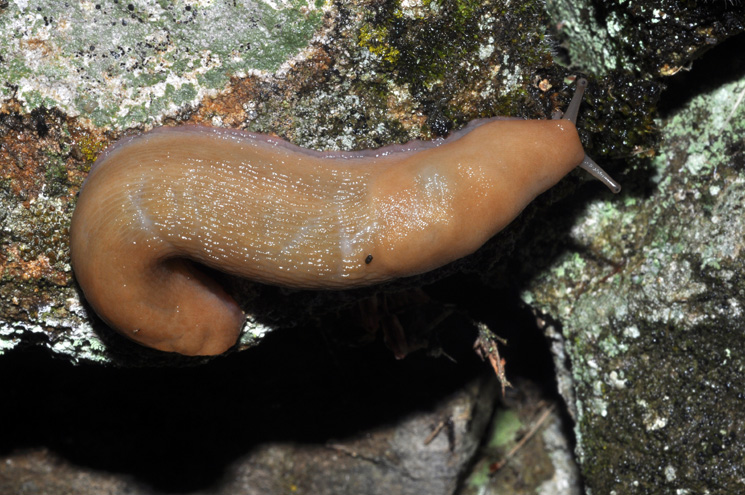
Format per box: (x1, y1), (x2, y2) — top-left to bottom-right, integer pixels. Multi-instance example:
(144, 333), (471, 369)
(523, 38), (745, 495)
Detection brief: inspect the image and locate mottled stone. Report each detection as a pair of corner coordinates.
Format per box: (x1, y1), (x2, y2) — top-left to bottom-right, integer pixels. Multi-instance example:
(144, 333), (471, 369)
(546, 0), (745, 76)
(0, 0), (324, 128)
(523, 51), (745, 495)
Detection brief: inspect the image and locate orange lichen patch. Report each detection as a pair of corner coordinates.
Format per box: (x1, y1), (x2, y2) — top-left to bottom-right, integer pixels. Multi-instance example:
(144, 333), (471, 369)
(386, 89), (428, 134)
(0, 115), (43, 200)
(1, 245), (68, 287)
(19, 38), (54, 57)
(2, 104), (63, 199)
(189, 45), (334, 132)
(189, 75), (264, 127)
(0, 98), (112, 202)
(1, 148), (42, 200)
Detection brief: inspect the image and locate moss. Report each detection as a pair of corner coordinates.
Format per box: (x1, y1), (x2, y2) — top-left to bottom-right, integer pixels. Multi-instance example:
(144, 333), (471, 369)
(76, 135), (106, 165)
(574, 318), (745, 493)
(357, 0), (502, 100)
(43, 157), (68, 197)
(578, 71), (661, 162)
(358, 24), (401, 64)
(466, 462), (492, 489)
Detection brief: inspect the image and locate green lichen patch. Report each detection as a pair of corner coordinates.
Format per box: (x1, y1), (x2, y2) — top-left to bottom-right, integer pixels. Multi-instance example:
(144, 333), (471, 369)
(523, 71), (745, 493)
(0, 0), (324, 128)
(546, 0), (745, 77)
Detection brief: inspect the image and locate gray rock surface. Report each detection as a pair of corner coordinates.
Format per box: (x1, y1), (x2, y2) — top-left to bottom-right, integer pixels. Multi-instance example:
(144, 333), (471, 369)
(2, 0), (745, 493)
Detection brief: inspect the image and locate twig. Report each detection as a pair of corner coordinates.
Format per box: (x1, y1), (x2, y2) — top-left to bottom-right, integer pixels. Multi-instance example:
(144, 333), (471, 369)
(473, 321), (512, 395)
(423, 417), (452, 446)
(489, 404), (556, 473)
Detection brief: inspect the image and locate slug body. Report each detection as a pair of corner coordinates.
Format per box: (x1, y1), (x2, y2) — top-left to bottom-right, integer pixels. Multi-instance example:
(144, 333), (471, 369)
(70, 79), (619, 356)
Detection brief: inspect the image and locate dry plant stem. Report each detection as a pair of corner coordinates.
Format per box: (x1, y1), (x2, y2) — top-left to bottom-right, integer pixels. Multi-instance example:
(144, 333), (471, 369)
(489, 403), (557, 473)
(473, 321), (512, 395)
(423, 417), (453, 446)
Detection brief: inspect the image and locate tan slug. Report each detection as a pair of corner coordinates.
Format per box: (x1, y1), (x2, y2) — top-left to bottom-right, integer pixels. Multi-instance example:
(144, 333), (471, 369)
(70, 78), (620, 356)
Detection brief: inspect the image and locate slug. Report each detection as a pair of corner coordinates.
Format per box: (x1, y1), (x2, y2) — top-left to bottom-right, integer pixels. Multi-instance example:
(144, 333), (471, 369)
(70, 78), (620, 356)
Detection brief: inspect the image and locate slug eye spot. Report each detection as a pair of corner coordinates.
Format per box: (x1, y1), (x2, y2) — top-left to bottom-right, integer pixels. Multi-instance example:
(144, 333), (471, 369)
(365, 254), (373, 264)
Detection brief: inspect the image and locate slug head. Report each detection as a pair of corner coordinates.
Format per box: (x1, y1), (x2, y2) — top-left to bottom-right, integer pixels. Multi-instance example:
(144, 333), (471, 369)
(557, 78), (621, 194)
